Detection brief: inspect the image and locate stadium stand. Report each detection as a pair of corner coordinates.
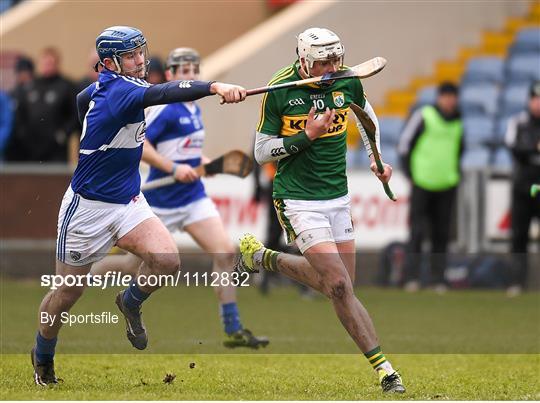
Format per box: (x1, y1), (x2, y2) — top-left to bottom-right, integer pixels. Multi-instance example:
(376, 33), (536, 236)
(378, 117), (404, 146)
(462, 148), (491, 169)
(461, 57), (505, 85)
(463, 116), (496, 147)
(506, 54), (540, 83)
(415, 86), (438, 107)
(370, 3), (539, 171)
(460, 83), (501, 117)
(509, 27), (540, 54)
(500, 83), (531, 116)
(493, 147), (513, 169)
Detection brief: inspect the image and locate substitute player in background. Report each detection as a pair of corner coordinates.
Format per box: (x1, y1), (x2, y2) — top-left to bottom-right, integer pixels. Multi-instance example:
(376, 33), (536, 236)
(237, 28), (405, 393)
(31, 26), (247, 386)
(91, 47), (268, 348)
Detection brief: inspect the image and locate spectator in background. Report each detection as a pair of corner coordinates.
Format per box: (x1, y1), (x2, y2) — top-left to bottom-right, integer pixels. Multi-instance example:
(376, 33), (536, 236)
(505, 81), (540, 297)
(14, 56), (35, 86)
(5, 47), (78, 163)
(5, 56), (35, 161)
(76, 49), (100, 93)
(0, 91), (13, 160)
(70, 50), (101, 165)
(146, 56), (165, 84)
(398, 82), (464, 293)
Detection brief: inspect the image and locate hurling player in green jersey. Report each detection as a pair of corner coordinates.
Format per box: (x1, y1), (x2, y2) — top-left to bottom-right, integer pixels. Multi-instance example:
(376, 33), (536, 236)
(238, 28), (405, 394)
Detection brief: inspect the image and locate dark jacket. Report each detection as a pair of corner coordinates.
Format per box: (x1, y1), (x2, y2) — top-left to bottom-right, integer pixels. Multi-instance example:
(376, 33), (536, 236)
(505, 110), (540, 191)
(5, 74), (77, 162)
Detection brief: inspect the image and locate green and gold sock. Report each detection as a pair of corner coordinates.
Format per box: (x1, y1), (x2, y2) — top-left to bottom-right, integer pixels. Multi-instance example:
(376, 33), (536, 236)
(364, 346), (388, 370)
(261, 249), (280, 272)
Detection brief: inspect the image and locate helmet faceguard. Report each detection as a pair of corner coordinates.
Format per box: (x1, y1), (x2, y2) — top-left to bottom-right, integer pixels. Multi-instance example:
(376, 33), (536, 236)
(115, 44), (150, 78)
(95, 26), (150, 78)
(296, 28), (345, 77)
(166, 47), (200, 76)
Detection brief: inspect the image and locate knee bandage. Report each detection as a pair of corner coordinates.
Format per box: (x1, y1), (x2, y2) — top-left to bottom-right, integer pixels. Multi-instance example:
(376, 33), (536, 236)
(295, 227), (334, 253)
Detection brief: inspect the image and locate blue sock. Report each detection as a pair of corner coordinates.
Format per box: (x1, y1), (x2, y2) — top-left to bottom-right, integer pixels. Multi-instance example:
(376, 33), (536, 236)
(122, 281), (150, 311)
(35, 332), (57, 364)
(221, 302), (242, 335)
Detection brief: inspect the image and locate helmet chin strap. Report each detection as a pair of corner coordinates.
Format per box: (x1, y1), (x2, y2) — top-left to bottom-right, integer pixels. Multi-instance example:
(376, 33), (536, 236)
(299, 59), (312, 78)
(116, 56), (148, 79)
(113, 56), (123, 74)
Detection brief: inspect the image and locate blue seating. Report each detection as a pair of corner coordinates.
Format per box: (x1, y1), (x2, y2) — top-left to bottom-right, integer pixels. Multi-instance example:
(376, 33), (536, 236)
(463, 116), (495, 147)
(381, 147), (399, 167)
(494, 116), (511, 142)
(416, 86), (437, 106)
(347, 147), (370, 169)
(492, 147), (513, 169)
(509, 28), (540, 54)
(505, 54), (540, 83)
(379, 117), (404, 145)
(500, 83), (530, 116)
(460, 83), (500, 116)
(462, 57), (504, 84)
(462, 148), (490, 169)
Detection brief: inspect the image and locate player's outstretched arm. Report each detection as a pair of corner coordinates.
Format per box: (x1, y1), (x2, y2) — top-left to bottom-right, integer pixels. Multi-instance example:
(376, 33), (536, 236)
(143, 80), (214, 107)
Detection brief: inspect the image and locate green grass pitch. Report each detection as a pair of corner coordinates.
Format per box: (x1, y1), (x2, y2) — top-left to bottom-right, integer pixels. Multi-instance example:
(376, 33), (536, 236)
(1, 279), (539, 400)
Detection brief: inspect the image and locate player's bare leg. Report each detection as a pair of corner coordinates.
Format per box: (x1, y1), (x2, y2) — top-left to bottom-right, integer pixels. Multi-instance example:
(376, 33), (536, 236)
(32, 260), (92, 385)
(38, 261), (92, 339)
(185, 217), (268, 348)
(116, 217), (179, 289)
(114, 217), (179, 350)
(238, 233), (405, 393)
(240, 236), (378, 349)
(266, 240), (356, 292)
(184, 217), (236, 303)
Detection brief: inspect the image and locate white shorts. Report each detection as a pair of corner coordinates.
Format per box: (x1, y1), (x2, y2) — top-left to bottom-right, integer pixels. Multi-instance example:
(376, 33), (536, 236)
(273, 194), (355, 251)
(150, 197), (220, 232)
(56, 187), (156, 266)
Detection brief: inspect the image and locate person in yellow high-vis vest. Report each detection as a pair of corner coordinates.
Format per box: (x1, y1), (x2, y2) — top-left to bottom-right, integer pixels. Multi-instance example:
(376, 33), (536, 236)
(398, 82), (464, 293)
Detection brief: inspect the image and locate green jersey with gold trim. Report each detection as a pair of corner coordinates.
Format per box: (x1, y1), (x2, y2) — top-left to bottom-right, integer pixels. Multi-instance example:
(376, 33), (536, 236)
(257, 61), (366, 200)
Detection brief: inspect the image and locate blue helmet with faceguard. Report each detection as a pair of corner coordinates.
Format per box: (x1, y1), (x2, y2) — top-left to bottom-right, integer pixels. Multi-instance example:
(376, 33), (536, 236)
(95, 26), (149, 75)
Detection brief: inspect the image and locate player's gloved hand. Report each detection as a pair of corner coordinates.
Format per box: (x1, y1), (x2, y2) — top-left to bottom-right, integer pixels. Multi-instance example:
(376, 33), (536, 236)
(369, 155), (392, 183)
(305, 107), (336, 140)
(173, 163), (199, 183)
(211, 82), (247, 104)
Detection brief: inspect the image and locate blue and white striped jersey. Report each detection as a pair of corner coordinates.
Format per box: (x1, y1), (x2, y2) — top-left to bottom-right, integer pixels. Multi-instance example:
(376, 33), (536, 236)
(143, 102), (207, 208)
(72, 70), (150, 204)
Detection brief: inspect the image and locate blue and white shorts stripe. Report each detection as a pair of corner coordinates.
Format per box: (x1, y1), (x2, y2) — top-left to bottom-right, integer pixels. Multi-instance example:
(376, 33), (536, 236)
(55, 187), (156, 266)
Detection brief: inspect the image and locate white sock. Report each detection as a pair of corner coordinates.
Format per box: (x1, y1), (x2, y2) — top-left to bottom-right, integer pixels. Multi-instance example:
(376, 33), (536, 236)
(376, 361), (395, 374)
(252, 248), (265, 270)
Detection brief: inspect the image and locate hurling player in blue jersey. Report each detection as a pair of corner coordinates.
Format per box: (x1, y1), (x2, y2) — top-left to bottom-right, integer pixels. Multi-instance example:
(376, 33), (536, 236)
(31, 26), (247, 386)
(91, 47), (268, 349)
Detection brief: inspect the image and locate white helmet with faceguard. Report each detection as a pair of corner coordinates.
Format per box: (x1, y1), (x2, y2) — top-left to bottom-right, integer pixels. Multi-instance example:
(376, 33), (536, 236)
(296, 27), (344, 76)
(166, 47), (200, 75)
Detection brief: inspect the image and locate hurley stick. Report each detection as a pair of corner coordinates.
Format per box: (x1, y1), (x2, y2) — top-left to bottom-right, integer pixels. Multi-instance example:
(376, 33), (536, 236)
(349, 103), (396, 201)
(141, 150), (253, 191)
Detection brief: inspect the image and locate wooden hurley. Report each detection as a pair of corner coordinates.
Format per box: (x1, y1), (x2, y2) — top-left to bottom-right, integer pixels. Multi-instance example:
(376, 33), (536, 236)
(141, 150), (253, 191)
